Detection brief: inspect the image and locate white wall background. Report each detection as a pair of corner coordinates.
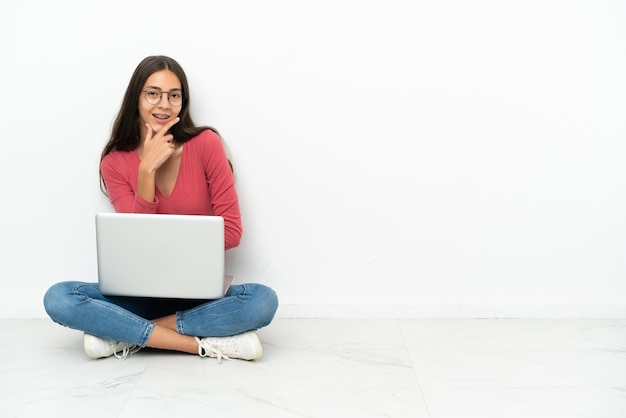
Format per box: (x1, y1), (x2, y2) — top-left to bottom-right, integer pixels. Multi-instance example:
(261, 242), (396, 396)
(1, 0), (625, 318)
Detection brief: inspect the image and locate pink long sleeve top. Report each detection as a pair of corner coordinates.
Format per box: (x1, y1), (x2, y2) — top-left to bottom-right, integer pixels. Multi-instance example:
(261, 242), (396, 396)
(100, 129), (242, 250)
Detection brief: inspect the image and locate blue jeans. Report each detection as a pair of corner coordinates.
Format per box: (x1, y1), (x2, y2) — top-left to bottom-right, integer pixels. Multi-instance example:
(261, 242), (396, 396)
(43, 282), (278, 347)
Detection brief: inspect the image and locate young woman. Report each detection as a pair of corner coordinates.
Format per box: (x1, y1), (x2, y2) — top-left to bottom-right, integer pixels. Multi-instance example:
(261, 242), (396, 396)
(44, 56), (278, 361)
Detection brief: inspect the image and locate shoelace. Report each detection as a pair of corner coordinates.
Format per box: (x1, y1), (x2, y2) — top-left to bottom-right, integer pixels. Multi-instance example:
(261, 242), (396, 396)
(113, 343), (140, 360)
(195, 337), (232, 364)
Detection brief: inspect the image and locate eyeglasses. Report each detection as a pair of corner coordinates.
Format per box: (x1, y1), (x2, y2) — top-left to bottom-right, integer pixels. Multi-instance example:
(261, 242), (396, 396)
(142, 88), (183, 107)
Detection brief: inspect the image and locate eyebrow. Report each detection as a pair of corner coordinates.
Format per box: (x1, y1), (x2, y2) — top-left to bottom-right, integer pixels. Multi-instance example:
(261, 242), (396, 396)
(145, 86), (183, 92)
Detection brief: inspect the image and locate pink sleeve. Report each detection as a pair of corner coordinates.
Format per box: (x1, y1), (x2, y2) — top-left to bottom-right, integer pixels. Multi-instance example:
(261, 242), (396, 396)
(100, 153), (159, 213)
(200, 131), (243, 250)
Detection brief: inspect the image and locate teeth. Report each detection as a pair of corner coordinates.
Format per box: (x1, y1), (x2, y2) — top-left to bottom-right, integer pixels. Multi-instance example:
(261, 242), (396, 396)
(154, 115), (169, 120)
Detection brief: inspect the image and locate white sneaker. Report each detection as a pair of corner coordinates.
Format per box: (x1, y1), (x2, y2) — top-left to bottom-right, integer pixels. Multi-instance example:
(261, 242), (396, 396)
(83, 333), (140, 360)
(195, 331), (263, 363)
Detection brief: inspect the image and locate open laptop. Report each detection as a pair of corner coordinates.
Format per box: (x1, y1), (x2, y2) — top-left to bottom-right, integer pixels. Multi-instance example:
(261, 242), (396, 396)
(96, 213), (231, 299)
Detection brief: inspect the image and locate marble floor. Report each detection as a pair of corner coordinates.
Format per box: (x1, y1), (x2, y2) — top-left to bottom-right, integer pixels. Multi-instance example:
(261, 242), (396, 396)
(1, 318), (625, 418)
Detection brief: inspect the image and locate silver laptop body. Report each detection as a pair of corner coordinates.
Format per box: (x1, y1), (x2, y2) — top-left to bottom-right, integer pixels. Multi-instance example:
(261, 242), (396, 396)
(96, 213), (225, 299)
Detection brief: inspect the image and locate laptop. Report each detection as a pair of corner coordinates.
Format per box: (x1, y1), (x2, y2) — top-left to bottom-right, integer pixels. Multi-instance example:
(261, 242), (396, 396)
(96, 213), (231, 299)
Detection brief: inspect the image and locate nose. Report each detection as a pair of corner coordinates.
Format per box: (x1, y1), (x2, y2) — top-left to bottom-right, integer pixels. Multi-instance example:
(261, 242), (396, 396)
(157, 92), (171, 108)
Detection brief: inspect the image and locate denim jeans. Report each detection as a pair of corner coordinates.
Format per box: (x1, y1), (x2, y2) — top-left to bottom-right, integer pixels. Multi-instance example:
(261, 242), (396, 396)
(43, 282), (278, 347)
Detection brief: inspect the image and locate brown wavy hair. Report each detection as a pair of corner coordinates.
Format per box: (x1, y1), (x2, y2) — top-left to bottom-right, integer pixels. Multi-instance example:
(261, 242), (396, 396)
(100, 55), (226, 193)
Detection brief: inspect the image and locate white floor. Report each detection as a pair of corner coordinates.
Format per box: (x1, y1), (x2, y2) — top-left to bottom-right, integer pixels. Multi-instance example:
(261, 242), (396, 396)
(1, 318), (625, 418)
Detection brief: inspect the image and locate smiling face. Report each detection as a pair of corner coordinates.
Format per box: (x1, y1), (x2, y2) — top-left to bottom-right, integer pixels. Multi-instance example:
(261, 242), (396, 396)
(138, 69), (183, 138)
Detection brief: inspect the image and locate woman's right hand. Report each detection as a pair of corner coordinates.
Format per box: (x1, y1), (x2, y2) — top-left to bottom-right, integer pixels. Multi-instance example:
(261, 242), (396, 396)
(140, 117), (180, 173)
